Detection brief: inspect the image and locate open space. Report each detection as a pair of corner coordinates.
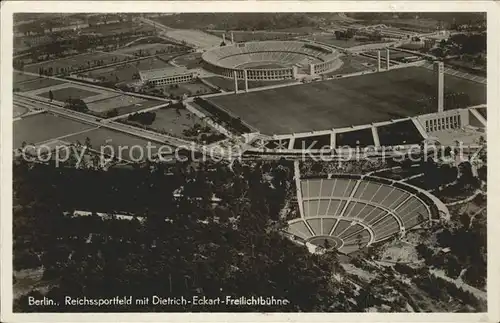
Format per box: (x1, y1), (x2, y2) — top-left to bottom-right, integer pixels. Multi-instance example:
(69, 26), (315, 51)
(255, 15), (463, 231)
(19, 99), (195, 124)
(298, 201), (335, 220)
(207, 66), (486, 135)
(13, 113), (96, 148)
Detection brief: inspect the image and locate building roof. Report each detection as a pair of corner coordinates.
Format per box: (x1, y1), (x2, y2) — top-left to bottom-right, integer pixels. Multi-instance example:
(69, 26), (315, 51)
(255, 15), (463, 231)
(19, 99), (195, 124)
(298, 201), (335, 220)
(139, 66), (193, 80)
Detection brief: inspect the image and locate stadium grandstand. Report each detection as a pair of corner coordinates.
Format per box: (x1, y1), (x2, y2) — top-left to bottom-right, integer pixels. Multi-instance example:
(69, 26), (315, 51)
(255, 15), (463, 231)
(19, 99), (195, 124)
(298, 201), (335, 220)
(202, 40), (342, 81)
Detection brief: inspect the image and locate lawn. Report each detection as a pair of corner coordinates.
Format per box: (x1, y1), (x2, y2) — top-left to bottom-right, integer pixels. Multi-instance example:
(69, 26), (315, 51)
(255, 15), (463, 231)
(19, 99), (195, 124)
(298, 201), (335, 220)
(63, 127), (167, 162)
(37, 87), (101, 102)
(207, 66), (486, 135)
(13, 113), (96, 148)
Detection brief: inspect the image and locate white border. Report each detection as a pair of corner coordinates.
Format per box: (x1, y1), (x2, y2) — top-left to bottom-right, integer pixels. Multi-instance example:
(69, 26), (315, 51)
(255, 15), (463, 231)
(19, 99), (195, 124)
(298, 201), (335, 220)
(1, 2), (499, 322)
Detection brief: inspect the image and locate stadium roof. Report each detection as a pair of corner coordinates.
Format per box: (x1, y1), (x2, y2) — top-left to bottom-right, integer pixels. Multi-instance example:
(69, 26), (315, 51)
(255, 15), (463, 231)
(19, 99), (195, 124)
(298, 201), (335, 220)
(139, 66), (194, 80)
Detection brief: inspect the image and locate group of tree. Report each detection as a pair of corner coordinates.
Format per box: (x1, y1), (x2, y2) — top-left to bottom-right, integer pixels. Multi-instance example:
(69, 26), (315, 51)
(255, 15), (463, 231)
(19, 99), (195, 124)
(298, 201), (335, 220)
(64, 98), (89, 112)
(127, 111), (157, 125)
(12, 158), (365, 312)
(334, 30), (355, 40)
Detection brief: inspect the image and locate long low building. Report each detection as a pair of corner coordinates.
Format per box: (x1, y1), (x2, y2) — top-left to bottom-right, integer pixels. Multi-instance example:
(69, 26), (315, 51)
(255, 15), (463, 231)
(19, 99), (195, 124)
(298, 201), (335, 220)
(139, 66), (198, 86)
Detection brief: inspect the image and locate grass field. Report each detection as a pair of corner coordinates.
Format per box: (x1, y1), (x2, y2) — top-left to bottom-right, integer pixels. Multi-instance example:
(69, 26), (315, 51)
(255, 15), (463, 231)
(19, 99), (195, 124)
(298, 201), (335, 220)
(14, 78), (65, 92)
(37, 87), (101, 102)
(13, 113), (96, 148)
(208, 66), (486, 135)
(63, 127), (165, 161)
(202, 76), (293, 92)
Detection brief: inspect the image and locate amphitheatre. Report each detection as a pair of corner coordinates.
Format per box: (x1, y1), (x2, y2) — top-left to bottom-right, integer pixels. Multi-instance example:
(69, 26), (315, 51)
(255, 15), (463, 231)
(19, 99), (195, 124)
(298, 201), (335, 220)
(287, 175), (448, 254)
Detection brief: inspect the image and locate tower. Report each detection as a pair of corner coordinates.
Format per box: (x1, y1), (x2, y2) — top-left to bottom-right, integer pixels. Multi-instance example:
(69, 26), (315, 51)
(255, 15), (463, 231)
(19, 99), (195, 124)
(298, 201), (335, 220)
(244, 69), (249, 93)
(386, 48), (390, 70)
(377, 50), (381, 72)
(233, 71), (238, 94)
(434, 61), (444, 113)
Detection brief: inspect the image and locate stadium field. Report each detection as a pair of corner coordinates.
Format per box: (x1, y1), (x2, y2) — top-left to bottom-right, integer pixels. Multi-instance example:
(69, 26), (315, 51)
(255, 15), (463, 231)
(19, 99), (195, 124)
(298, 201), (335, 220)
(207, 66), (486, 135)
(37, 87), (100, 102)
(13, 113), (96, 148)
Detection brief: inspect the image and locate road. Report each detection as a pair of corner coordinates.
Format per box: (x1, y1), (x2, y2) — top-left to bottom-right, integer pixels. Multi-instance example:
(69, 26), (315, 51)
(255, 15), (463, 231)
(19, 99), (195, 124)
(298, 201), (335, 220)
(14, 94), (236, 159)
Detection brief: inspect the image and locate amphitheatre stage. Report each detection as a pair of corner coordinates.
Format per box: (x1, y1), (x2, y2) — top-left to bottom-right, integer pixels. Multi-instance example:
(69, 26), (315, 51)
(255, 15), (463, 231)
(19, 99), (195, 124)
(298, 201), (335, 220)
(207, 66), (486, 135)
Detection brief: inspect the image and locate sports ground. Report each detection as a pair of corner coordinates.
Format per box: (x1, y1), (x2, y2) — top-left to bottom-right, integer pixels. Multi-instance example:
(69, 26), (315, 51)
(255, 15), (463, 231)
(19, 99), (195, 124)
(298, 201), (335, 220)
(207, 66), (486, 135)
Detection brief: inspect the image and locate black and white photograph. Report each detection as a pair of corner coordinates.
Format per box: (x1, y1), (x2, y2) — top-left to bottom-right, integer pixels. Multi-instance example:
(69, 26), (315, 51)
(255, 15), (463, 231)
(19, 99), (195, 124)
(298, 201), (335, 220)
(0, 2), (498, 322)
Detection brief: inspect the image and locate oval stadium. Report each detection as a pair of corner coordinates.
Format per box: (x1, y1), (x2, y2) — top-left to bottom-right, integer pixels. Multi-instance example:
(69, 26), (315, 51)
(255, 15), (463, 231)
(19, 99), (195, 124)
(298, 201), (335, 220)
(202, 40), (342, 81)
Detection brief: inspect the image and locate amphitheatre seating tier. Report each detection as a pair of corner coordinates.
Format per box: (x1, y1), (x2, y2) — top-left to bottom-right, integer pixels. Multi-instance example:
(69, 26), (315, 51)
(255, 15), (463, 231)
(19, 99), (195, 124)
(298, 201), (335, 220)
(287, 175), (442, 254)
